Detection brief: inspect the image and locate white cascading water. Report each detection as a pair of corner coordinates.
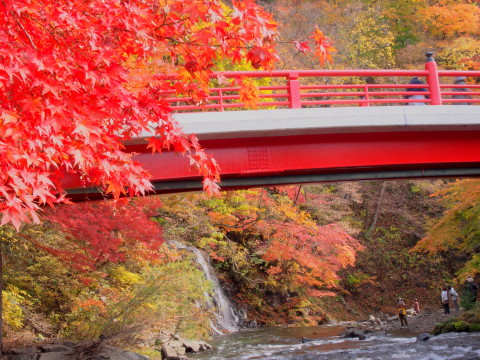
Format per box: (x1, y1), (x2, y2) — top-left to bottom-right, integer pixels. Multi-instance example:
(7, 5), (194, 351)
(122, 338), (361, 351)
(169, 241), (239, 333)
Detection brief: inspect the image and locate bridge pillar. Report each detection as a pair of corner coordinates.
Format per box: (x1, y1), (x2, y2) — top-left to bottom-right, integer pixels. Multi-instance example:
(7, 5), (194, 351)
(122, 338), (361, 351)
(425, 52), (442, 105)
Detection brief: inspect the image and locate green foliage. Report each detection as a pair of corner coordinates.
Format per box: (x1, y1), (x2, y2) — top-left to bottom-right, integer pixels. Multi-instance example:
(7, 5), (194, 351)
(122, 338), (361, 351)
(433, 309), (480, 335)
(344, 271), (376, 292)
(62, 259), (212, 342)
(454, 320), (469, 332)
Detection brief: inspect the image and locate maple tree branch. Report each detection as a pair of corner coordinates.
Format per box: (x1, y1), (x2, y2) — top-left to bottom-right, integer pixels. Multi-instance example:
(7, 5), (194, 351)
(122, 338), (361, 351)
(8, 9), (38, 51)
(24, 13), (62, 47)
(212, 215), (260, 230)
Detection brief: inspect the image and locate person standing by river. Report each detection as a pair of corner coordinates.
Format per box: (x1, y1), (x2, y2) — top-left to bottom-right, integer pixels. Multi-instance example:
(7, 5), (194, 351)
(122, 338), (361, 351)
(397, 298), (408, 326)
(463, 276), (478, 310)
(413, 298), (420, 315)
(448, 286), (459, 312)
(441, 287), (450, 314)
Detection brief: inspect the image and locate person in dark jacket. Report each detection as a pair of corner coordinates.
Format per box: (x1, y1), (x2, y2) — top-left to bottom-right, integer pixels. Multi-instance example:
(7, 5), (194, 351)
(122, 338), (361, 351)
(405, 77), (428, 105)
(452, 76), (471, 105)
(463, 276), (478, 309)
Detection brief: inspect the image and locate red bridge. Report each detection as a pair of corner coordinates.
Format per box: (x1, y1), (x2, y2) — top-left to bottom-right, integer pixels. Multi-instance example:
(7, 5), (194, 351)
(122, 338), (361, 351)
(66, 55), (480, 198)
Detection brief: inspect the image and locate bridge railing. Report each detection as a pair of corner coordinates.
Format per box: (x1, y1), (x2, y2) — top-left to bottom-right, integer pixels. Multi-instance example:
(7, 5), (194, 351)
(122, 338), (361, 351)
(161, 54), (480, 112)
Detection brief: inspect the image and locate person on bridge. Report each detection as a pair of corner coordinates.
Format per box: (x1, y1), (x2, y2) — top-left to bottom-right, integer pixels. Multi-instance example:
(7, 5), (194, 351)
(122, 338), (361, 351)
(452, 76), (471, 105)
(405, 77), (428, 105)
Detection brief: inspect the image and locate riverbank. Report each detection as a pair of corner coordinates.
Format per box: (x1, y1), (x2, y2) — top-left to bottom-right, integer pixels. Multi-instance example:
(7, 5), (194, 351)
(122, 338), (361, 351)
(387, 306), (461, 334)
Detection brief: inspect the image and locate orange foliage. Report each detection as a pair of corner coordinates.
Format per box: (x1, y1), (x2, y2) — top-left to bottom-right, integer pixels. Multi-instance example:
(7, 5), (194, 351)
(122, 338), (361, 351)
(420, 1), (480, 39)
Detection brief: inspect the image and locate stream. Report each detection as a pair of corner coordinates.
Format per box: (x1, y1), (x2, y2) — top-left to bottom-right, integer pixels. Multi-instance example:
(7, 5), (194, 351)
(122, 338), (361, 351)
(190, 325), (480, 360)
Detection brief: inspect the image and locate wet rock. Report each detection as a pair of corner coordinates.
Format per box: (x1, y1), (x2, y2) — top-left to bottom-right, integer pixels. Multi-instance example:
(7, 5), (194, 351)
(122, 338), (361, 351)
(301, 337), (315, 343)
(342, 329), (365, 338)
(416, 333), (431, 342)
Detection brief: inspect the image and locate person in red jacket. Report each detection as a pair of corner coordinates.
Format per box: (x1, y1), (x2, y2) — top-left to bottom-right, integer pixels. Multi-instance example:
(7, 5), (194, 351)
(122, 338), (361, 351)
(413, 298), (420, 315)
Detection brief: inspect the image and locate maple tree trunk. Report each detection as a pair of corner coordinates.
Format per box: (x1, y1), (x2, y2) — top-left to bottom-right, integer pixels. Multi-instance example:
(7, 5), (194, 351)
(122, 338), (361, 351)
(366, 181), (387, 236)
(293, 185), (303, 206)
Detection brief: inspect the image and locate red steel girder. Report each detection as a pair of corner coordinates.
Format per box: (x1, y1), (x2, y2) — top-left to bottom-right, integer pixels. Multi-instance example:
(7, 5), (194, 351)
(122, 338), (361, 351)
(64, 130), (480, 198)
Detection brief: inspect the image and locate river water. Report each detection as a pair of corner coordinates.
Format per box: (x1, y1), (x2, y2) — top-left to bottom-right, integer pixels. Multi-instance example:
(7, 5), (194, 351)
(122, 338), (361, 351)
(190, 325), (480, 360)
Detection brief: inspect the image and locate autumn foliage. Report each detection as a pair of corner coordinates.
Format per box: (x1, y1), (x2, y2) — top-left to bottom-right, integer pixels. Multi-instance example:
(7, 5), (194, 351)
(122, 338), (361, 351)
(42, 198), (164, 271)
(0, 0), (286, 229)
(413, 179), (480, 279)
(159, 187), (362, 325)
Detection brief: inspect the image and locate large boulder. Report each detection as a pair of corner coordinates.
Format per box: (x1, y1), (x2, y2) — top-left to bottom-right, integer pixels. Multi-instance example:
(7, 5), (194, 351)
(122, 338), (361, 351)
(5, 343), (150, 360)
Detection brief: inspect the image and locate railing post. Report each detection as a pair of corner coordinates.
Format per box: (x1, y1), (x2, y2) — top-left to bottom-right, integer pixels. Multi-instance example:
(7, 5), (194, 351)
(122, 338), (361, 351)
(218, 89), (224, 112)
(425, 52), (442, 105)
(360, 85), (369, 107)
(288, 72), (301, 109)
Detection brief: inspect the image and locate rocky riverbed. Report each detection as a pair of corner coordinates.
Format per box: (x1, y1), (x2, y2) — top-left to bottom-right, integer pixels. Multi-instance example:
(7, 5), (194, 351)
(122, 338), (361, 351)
(335, 305), (462, 335)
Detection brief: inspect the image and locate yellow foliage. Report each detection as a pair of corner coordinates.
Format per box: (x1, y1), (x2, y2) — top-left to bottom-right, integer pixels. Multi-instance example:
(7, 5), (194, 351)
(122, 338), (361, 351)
(438, 37), (480, 70)
(108, 266), (143, 285)
(3, 285), (29, 330)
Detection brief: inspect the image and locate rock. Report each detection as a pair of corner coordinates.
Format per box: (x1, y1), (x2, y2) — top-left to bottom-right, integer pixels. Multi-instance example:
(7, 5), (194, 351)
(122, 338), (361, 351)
(167, 340), (183, 349)
(358, 335), (367, 340)
(301, 337), (315, 343)
(161, 345), (188, 360)
(198, 341), (212, 351)
(175, 347), (186, 356)
(374, 318), (383, 326)
(161, 345), (177, 358)
(11, 348), (38, 356)
(342, 329), (365, 338)
(38, 352), (72, 360)
(183, 340), (201, 352)
(368, 315), (376, 322)
(6, 355), (36, 360)
(40, 344), (73, 353)
(121, 351), (151, 360)
(416, 333), (431, 342)
(387, 315), (398, 322)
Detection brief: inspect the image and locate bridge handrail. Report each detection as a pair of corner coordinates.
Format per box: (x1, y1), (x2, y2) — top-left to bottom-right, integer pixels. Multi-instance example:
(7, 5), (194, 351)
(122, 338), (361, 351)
(160, 55), (480, 111)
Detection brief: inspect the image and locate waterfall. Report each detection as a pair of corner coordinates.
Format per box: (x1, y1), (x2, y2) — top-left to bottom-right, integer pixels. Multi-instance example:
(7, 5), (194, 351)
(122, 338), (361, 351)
(169, 241), (239, 333)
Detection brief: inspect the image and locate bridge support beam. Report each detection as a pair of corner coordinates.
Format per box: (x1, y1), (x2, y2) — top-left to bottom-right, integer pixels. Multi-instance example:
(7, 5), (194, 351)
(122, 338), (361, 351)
(65, 129), (480, 199)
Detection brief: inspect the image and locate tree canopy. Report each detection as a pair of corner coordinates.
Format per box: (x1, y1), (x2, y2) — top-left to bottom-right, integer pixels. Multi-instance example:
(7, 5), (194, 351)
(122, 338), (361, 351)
(0, 0), (282, 229)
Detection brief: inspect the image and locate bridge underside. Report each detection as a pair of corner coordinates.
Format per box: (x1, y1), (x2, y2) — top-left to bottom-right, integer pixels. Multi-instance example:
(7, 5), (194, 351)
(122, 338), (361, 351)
(65, 129), (480, 200)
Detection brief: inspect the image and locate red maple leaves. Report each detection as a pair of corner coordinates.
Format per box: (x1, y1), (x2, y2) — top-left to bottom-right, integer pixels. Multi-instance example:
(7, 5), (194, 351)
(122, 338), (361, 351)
(0, 0), (279, 229)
